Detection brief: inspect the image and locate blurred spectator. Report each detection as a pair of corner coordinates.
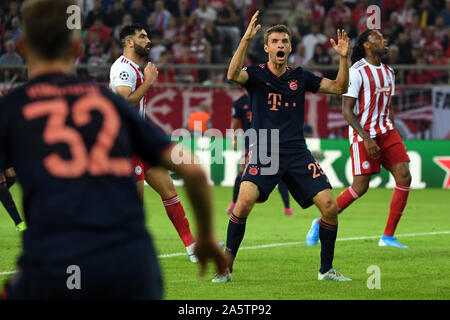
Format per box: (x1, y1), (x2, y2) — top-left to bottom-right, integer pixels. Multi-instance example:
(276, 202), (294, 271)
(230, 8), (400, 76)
(398, 0), (417, 28)
(352, 0), (369, 32)
(148, 0), (172, 31)
(175, 43), (198, 83)
(87, 17), (112, 46)
(105, 0), (126, 28)
(157, 50), (175, 83)
(87, 43), (108, 81)
(107, 39), (122, 64)
(327, 0), (351, 28)
(194, 0), (217, 26)
(86, 0), (106, 29)
(113, 13), (133, 40)
(338, 13), (358, 44)
(309, 43), (334, 79)
(396, 32), (414, 64)
(430, 44), (448, 83)
(163, 17), (180, 46)
(434, 16), (447, 42)
(440, 0), (450, 26)
(295, 8), (314, 37)
(4, 1), (20, 30)
(172, 0), (192, 25)
(215, 0), (242, 55)
(386, 45), (400, 65)
(302, 22), (327, 62)
(386, 12), (405, 44)
(86, 30), (102, 57)
(288, 43), (307, 67)
(0, 39), (23, 65)
(407, 14), (425, 47)
(190, 28), (211, 82)
(130, 0), (149, 25)
(418, 0), (438, 27)
(406, 56), (434, 84)
(9, 16), (21, 43)
(149, 30), (166, 63)
(172, 31), (190, 59)
(420, 26), (441, 52)
(204, 18), (222, 63)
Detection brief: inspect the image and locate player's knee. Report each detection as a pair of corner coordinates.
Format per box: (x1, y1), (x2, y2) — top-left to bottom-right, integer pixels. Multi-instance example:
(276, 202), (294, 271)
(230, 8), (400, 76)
(321, 199), (339, 218)
(352, 182), (369, 196)
(398, 169), (412, 186)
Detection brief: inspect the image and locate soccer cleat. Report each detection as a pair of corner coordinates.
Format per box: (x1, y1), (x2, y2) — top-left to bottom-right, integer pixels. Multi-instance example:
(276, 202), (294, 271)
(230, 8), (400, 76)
(305, 218), (320, 246)
(226, 202), (235, 215)
(15, 221), (26, 232)
(378, 235), (408, 248)
(211, 271), (232, 283)
(318, 268), (352, 281)
(284, 208), (295, 216)
(188, 254), (198, 263)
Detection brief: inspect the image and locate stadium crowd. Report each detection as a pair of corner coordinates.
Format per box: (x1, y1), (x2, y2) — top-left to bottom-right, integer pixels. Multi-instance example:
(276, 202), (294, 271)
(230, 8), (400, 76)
(0, 0), (449, 85)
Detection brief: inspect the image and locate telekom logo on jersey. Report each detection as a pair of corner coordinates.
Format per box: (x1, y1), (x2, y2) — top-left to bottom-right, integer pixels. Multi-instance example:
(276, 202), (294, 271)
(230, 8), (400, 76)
(267, 93), (297, 111)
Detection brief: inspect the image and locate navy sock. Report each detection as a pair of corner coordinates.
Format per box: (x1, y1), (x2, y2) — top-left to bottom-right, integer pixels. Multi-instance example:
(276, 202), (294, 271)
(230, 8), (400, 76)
(0, 182), (22, 225)
(319, 219), (338, 274)
(232, 175), (241, 203)
(226, 213), (247, 273)
(278, 181), (290, 208)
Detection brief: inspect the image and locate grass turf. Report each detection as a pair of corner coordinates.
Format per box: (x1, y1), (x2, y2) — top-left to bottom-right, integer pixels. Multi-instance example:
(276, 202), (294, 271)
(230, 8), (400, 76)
(1, 185), (449, 300)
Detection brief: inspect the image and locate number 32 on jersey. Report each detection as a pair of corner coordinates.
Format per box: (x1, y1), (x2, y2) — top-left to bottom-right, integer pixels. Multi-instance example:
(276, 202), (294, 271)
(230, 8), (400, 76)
(23, 94), (132, 178)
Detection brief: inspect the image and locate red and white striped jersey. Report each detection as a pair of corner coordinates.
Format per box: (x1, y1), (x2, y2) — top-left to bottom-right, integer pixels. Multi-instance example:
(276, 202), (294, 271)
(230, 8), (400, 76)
(344, 58), (395, 143)
(109, 55), (147, 118)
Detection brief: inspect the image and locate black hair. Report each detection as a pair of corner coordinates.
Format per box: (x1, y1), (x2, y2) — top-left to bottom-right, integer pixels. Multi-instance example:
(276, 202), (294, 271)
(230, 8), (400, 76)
(119, 23), (145, 47)
(351, 29), (373, 65)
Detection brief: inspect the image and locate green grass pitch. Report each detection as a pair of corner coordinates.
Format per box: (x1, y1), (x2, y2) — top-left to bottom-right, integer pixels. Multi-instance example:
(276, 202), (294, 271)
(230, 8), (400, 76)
(1, 185), (449, 300)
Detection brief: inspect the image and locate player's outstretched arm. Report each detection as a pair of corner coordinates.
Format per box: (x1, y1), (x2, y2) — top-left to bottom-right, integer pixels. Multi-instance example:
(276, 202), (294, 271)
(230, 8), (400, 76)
(227, 10), (261, 84)
(318, 29), (350, 95)
(160, 146), (227, 276)
(342, 96), (380, 159)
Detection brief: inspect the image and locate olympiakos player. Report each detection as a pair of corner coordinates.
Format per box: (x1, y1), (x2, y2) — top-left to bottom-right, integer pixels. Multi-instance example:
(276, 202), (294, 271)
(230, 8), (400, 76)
(110, 24), (198, 262)
(306, 29), (412, 248)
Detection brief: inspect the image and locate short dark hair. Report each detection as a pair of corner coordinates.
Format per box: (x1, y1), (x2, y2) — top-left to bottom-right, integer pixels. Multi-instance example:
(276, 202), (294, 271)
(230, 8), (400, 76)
(119, 23), (145, 47)
(21, 0), (77, 60)
(264, 25), (291, 45)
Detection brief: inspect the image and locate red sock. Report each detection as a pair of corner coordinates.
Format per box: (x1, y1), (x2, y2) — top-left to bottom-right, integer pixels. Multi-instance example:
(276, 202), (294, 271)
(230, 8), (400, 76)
(336, 186), (360, 214)
(163, 195), (195, 247)
(384, 184), (410, 236)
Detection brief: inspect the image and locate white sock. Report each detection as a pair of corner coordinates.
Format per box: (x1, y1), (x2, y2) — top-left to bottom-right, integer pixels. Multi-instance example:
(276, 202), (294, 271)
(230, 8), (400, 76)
(186, 242), (196, 255)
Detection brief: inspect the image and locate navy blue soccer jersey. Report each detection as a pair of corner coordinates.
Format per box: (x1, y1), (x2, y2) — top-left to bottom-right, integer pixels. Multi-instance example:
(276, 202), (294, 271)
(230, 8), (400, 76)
(0, 73), (172, 268)
(232, 94), (252, 131)
(242, 63), (322, 152)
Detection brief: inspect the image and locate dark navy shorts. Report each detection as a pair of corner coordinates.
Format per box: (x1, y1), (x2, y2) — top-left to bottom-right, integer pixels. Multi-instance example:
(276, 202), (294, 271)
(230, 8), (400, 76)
(241, 148), (332, 209)
(3, 236), (163, 300)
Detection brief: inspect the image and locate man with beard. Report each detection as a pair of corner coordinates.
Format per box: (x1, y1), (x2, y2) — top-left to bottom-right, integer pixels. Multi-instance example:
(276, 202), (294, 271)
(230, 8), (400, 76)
(306, 29), (412, 248)
(110, 24), (198, 263)
(213, 11), (352, 283)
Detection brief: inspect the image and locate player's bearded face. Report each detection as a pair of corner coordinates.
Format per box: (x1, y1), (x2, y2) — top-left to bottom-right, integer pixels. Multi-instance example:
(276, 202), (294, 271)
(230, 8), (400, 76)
(368, 31), (388, 56)
(134, 41), (150, 57)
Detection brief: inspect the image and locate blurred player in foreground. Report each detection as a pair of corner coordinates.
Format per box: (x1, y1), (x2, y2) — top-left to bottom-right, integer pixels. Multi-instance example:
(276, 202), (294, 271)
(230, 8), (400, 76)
(306, 29), (411, 248)
(0, 0), (225, 299)
(213, 11), (352, 283)
(110, 23), (198, 263)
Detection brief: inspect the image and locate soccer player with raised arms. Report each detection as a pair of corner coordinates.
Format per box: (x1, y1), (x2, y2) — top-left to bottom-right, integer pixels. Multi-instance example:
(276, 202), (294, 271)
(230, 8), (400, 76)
(306, 29), (412, 248)
(0, 0), (226, 299)
(213, 11), (352, 282)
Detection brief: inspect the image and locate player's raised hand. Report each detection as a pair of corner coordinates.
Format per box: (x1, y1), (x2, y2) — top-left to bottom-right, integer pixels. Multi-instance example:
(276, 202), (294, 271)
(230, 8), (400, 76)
(194, 235), (227, 277)
(243, 10), (261, 41)
(144, 62), (159, 85)
(330, 29), (350, 58)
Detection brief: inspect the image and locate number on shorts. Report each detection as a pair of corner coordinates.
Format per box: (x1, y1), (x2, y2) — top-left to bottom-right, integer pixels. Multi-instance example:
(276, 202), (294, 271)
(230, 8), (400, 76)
(308, 161), (325, 179)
